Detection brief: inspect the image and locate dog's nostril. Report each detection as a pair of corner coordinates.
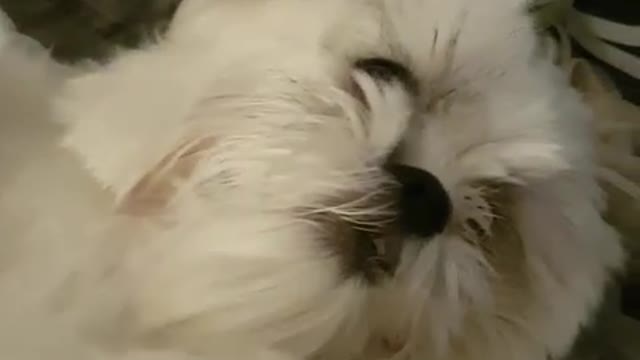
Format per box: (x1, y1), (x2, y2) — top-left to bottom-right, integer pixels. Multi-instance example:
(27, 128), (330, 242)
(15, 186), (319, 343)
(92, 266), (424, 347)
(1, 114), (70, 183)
(386, 164), (451, 239)
(353, 57), (418, 93)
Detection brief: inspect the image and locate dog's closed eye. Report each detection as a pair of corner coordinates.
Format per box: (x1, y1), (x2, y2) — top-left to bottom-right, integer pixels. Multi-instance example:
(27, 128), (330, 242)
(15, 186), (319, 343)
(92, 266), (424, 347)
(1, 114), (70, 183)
(351, 58), (417, 162)
(354, 58), (418, 96)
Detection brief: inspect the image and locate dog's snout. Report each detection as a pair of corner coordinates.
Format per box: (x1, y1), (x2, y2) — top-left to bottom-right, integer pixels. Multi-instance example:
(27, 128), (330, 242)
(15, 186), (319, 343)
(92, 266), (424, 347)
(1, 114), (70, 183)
(354, 58), (418, 94)
(386, 164), (451, 239)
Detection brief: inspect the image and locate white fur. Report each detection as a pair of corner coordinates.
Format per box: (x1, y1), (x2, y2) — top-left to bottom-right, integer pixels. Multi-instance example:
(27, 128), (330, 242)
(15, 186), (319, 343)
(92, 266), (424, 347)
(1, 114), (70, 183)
(0, 1), (623, 360)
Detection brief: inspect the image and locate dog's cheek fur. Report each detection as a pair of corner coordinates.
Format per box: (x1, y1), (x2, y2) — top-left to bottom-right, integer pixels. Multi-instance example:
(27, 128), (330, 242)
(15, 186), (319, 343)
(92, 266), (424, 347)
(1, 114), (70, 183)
(112, 126), (385, 358)
(119, 213), (368, 357)
(53, 31), (387, 359)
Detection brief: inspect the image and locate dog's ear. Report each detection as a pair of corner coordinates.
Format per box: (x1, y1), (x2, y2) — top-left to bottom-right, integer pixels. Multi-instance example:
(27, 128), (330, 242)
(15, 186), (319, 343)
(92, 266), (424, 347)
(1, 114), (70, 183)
(54, 44), (203, 204)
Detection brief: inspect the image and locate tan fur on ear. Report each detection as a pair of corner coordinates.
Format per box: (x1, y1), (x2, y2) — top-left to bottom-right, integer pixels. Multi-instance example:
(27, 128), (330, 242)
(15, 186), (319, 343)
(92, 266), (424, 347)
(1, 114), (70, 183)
(119, 136), (216, 216)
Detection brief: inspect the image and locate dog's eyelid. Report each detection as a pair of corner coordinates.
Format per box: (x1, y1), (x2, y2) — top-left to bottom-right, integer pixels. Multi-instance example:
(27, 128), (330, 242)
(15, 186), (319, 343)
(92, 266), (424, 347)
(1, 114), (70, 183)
(353, 57), (419, 94)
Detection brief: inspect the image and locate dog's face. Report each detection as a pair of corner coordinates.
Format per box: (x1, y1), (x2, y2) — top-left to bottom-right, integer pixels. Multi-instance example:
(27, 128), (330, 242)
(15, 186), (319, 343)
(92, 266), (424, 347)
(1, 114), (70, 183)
(55, 0), (623, 359)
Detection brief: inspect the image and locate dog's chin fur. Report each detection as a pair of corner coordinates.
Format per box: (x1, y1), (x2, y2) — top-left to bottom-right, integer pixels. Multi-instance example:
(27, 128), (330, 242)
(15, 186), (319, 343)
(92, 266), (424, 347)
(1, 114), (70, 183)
(0, 0), (625, 359)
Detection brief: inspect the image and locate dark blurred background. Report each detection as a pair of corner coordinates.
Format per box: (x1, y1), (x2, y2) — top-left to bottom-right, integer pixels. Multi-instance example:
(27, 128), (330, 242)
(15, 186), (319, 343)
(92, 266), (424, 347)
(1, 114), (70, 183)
(0, 0), (180, 60)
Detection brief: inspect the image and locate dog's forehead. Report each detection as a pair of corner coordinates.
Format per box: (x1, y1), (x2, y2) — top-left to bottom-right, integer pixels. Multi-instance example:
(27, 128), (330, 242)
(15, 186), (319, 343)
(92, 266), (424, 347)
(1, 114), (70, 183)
(169, 0), (533, 84)
(170, 0), (380, 48)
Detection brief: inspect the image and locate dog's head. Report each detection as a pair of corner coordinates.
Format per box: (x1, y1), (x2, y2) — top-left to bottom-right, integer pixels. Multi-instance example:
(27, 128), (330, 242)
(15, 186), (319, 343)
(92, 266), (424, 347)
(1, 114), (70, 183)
(55, 0), (623, 359)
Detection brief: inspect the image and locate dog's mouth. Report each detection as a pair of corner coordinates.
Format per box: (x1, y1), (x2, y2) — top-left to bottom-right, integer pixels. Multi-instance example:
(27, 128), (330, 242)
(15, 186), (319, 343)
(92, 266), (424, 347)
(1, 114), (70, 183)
(312, 163), (452, 284)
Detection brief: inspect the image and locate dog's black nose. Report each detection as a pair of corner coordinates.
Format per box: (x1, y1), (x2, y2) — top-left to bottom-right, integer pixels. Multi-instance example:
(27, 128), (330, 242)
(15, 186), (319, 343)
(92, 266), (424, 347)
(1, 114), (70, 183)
(386, 164), (451, 238)
(353, 58), (418, 93)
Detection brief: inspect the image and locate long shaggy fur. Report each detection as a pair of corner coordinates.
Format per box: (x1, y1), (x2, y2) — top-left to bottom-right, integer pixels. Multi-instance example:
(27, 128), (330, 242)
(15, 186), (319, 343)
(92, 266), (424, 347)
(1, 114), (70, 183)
(0, 1), (624, 360)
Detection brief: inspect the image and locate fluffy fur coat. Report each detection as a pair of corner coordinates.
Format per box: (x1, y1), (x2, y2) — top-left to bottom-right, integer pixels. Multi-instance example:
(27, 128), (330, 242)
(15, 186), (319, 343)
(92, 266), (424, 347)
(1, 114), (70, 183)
(0, 1), (625, 359)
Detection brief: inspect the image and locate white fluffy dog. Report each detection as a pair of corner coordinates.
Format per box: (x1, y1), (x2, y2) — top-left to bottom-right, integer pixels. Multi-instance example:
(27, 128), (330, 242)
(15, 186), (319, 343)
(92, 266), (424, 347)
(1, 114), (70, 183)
(0, 0), (625, 359)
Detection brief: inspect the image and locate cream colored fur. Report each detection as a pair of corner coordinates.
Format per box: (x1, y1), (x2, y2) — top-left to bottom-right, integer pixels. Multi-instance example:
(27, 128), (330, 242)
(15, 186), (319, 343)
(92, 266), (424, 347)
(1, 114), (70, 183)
(0, 1), (624, 360)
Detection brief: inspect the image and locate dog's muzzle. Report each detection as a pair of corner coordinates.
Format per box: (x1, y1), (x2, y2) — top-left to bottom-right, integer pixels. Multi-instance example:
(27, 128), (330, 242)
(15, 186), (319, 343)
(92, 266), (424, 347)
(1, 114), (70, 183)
(354, 57), (451, 238)
(335, 164), (451, 283)
(329, 58), (453, 282)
